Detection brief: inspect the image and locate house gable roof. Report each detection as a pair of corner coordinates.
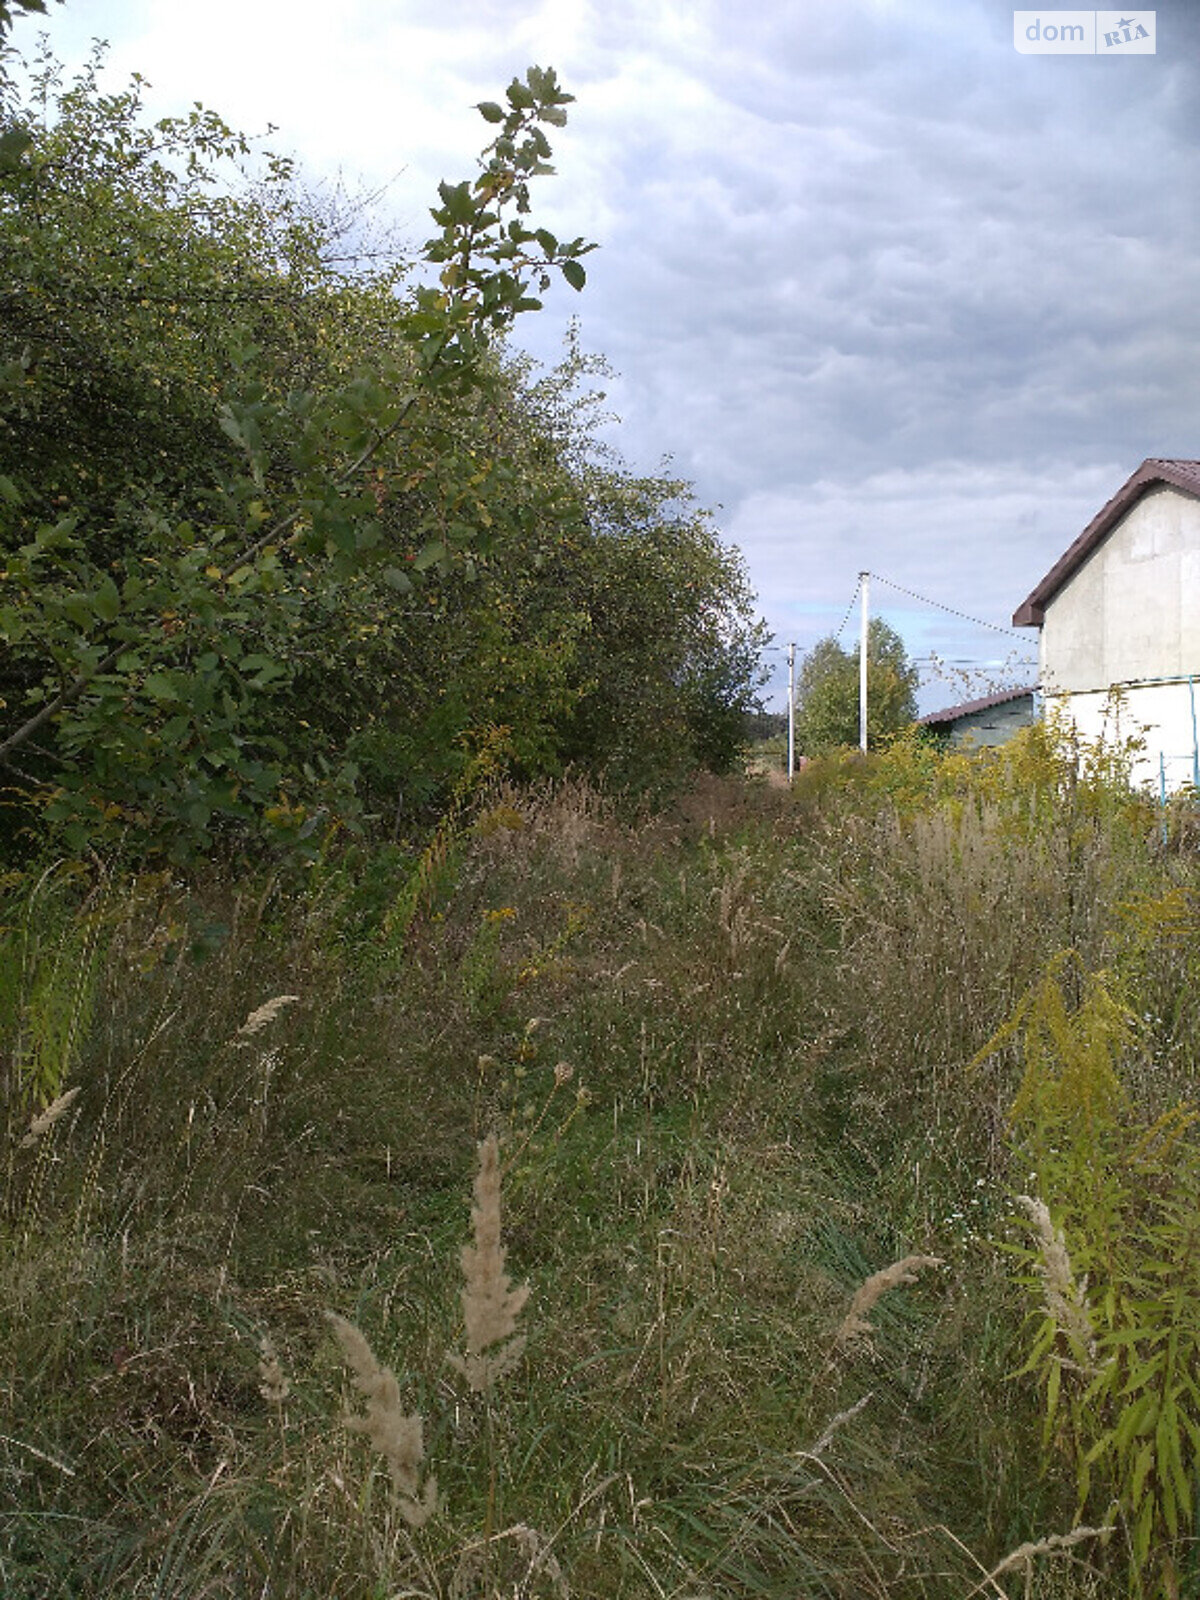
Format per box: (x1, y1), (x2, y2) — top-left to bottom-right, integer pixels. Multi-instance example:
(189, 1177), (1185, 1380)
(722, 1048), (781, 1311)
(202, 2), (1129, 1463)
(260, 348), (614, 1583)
(1013, 458), (1200, 628)
(918, 686), (1036, 728)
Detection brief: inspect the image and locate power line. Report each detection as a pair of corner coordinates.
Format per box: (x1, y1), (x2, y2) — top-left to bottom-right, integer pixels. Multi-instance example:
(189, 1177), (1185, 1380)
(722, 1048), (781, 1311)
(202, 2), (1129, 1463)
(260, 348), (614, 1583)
(866, 571), (1028, 640)
(911, 654), (1037, 667)
(766, 569), (1032, 664)
(833, 575), (863, 643)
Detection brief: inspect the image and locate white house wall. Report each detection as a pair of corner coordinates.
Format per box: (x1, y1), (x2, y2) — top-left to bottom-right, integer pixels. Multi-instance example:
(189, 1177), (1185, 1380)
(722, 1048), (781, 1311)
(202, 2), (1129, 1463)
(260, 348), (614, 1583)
(1040, 486), (1200, 693)
(1044, 681), (1200, 793)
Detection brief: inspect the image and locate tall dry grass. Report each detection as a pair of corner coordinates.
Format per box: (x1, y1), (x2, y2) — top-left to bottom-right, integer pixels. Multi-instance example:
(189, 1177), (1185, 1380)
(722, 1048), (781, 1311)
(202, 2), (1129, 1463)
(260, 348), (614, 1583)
(1, 747), (1190, 1596)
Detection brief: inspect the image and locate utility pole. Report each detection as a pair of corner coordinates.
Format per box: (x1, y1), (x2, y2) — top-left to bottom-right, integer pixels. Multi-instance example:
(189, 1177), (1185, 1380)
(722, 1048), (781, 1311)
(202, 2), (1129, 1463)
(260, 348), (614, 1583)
(858, 571), (870, 753)
(787, 642), (795, 781)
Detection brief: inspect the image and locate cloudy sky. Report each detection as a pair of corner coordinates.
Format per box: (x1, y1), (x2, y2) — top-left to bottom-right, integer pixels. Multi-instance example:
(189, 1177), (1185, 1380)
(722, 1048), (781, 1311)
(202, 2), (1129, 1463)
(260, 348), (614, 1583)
(15, 0), (1199, 707)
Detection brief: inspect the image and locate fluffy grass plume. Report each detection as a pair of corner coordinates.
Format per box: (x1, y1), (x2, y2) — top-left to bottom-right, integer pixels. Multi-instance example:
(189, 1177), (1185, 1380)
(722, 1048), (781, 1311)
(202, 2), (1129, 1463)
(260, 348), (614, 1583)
(19, 1084), (81, 1148)
(449, 1522), (568, 1599)
(1017, 1194), (1097, 1368)
(257, 1333), (290, 1405)
(447, 1132), (530, 1393)
(326, 1312), (438, 1527)
(835, 1255), (942, 1351)
(967, 1524), (1113, 1597)
(236, 993), (300, 1040)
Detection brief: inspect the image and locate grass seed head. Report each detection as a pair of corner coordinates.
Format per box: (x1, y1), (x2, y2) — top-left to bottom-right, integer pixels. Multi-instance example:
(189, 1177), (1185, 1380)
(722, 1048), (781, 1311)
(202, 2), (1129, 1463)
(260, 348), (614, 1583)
(447, 1131), (530, 1393)
(19, 1085), (82, 1149)
(236, 993), (300, 1040)
(835, 1254), (943, 1351)
(257, 1334), (290, 1404)
(325, 1312), (438, 1526)
(1017, 1195), (1097, 1366)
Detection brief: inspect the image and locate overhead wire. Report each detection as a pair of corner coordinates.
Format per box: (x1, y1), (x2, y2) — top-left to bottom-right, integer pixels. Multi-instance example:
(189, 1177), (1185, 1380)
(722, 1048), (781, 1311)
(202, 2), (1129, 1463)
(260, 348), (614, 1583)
(866, 571), (1030, 640)
(832, 574), (863, 643)
(768, 572), (1038, 686)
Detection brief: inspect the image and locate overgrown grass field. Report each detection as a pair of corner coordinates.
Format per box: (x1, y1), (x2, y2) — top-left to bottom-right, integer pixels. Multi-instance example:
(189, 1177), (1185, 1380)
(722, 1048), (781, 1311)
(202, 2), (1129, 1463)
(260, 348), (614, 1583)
(5, 730), (1200, 1598)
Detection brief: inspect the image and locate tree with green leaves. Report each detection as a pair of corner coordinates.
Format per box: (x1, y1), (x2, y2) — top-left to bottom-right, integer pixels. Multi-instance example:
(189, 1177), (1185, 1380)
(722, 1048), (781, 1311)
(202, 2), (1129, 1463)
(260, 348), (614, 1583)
(0, 40), (767, 859)
(0, 49), (593, 856)
(793, 618), (918, 756)
(288, 353), (769, 811)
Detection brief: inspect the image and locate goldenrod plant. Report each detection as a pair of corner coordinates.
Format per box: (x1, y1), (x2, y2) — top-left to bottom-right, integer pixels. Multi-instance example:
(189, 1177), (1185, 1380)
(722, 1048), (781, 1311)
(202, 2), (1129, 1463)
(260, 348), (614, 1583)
(980, 952), (1200, 1596)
